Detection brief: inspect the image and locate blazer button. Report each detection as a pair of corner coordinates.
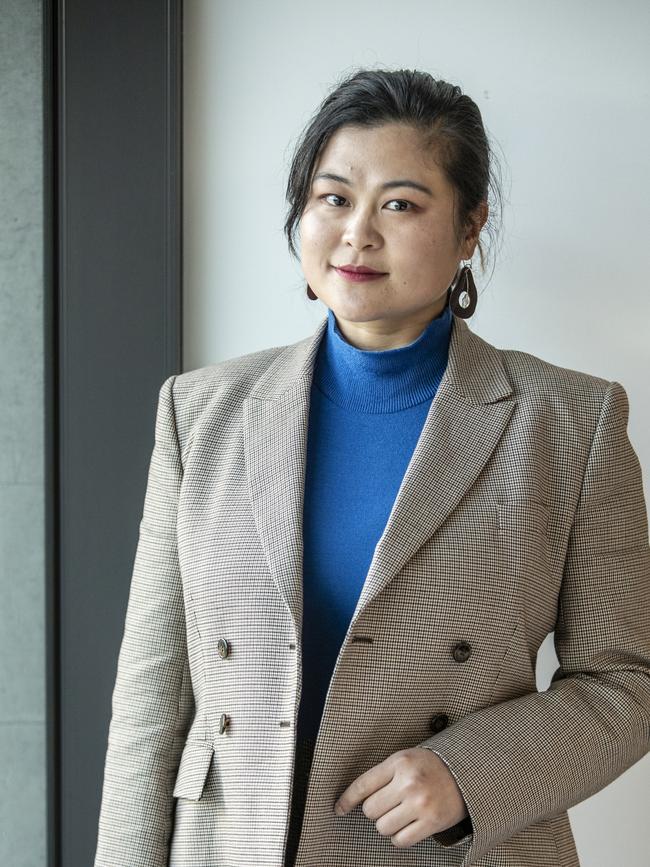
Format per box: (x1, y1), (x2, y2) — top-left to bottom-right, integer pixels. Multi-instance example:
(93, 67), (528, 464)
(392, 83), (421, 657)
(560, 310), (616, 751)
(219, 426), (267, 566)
(452, 641), (472, 663)
(429, 713), (449, 733)
(219, 713), (230, 734)
(217, 638), (230, 659)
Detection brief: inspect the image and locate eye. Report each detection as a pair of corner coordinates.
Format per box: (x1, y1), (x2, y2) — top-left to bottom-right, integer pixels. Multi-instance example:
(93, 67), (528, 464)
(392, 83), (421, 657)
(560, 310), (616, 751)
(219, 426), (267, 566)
(320, 194), (415, 211)
(385, 199), (414, 212)
(322, 194), (347, 207)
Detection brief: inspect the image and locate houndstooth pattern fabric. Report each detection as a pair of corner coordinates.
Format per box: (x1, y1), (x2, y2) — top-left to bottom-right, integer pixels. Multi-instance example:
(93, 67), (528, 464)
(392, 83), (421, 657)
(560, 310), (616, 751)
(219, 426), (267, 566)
(93, 312), (650, 867)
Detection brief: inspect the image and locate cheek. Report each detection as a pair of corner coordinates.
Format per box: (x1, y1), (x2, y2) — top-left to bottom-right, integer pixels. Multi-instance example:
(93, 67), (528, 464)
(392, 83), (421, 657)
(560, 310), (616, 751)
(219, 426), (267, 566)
(406, 228), (458, 277)
(407, 219), (442, 249)
(300, 207), (337, 248)
(386, 226), (435, 273)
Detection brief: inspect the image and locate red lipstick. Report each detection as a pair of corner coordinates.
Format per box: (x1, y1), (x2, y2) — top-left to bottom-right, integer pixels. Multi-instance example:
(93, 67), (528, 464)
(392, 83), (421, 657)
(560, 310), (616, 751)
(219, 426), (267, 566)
(333, 264), (387, 283)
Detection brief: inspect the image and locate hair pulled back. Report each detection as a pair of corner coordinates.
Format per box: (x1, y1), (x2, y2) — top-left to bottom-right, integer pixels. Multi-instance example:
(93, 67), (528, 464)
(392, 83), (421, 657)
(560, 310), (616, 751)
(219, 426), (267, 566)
(283, 67), (505, 284)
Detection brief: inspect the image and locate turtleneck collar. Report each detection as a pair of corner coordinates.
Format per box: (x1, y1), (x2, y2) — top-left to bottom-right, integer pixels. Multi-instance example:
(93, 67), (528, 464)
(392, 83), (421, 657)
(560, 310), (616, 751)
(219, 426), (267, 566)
(312, 299), (453, 414)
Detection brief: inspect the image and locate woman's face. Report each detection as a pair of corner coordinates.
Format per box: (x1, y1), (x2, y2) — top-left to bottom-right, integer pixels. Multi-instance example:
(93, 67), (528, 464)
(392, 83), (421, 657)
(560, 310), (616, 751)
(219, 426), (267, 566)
(298, 122), (487, 349)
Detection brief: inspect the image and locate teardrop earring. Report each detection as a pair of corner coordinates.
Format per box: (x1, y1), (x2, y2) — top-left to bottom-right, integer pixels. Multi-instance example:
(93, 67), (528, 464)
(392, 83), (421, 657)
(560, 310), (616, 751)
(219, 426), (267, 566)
(306, 284), (318, 300)
(449, 259), (478, 318)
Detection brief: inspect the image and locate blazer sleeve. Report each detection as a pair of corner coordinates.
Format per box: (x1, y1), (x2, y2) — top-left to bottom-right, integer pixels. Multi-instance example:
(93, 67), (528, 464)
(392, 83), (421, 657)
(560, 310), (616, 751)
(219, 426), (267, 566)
(94, 375), (195, 867)
(416, 379), (650, 864)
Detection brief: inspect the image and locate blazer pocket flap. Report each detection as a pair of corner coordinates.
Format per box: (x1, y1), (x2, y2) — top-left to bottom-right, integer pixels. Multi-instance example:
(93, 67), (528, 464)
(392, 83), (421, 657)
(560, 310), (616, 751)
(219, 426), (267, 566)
(172, 739), (215, 801)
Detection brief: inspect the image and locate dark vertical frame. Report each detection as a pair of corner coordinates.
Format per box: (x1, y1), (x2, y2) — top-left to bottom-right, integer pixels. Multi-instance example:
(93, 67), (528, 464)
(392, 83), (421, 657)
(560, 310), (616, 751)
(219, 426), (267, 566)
(44, 2), (183, 865)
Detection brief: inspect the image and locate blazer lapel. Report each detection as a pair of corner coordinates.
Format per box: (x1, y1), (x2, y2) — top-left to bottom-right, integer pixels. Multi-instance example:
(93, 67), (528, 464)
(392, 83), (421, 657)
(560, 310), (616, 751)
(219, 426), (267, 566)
(243, 323), (326, 635)
(243, 312), (516, 637)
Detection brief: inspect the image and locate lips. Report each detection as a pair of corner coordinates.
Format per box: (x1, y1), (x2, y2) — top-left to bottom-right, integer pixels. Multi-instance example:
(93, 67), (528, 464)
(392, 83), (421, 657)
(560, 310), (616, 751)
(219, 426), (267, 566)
(335, 264), (386, 275)
(333, 265), (387, 283)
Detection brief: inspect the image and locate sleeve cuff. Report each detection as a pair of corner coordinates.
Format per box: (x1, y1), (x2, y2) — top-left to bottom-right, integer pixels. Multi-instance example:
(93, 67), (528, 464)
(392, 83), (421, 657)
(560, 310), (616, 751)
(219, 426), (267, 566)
(416, 745), (474, 848)
(433, 814), (474, 846)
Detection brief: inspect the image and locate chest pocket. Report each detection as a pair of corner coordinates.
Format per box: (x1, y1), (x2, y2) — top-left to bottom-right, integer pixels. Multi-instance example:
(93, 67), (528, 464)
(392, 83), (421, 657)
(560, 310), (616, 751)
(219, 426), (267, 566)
(496, 496), (559, 634)
(421, 493), (553, 632)
(496, 496), (550, 538)
(496, 496), (552, 576)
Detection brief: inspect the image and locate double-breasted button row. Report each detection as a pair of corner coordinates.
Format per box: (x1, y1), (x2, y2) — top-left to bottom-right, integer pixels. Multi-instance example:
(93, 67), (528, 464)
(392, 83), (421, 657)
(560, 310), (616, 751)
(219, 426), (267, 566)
(214, 638), (468, 736)
(217, 639), (231, 734)
(428, 641), (472, 734)
(451, 641), (472, 663)
(217, 637), (471, 662)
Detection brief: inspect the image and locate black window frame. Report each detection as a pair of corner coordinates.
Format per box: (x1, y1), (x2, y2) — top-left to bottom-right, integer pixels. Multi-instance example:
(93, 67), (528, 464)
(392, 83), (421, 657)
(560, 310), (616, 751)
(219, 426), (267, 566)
(44, 2), (183, 864)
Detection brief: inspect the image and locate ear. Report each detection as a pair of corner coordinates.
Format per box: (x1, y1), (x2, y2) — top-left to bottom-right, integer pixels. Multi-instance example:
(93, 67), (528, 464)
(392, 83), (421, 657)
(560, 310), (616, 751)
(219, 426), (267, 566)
(462, 201), (489, 258)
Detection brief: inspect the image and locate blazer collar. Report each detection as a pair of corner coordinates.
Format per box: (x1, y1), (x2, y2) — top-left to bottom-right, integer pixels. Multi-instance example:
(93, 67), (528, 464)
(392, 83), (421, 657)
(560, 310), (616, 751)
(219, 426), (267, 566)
(248, 312), (512, 405)
(243, 312), (516, 638)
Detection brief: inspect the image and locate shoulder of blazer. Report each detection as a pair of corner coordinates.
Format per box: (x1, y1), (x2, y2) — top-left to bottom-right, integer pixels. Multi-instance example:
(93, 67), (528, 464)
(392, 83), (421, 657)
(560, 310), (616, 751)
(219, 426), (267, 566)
(167, 323), (324, 458)
(496, 345), (617, 456)
(453, 317), (615, 451)
(499, 344), (611, 407)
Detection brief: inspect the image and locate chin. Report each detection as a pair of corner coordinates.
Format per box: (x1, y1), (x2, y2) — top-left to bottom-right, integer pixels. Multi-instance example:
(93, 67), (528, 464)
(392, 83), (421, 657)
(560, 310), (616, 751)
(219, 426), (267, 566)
(333, 307), (388, 326)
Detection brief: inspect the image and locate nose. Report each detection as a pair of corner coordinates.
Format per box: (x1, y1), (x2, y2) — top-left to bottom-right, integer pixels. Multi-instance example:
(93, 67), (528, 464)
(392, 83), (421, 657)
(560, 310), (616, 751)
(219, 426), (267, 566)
(341, 207), (382, 250)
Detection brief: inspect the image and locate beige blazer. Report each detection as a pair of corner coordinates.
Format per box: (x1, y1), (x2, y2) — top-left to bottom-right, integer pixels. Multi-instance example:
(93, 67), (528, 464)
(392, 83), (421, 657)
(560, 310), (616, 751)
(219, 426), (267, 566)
(94, 312), (650, 867)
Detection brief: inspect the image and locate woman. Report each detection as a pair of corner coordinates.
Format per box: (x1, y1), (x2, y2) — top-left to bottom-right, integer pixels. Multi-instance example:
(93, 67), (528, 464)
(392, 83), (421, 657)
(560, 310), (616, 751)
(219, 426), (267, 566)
(94, 69), (650, 867)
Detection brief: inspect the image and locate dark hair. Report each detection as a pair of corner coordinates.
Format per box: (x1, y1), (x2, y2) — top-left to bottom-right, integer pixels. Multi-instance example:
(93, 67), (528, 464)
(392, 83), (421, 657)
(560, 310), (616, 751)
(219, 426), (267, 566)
(283, 66), (505, 286)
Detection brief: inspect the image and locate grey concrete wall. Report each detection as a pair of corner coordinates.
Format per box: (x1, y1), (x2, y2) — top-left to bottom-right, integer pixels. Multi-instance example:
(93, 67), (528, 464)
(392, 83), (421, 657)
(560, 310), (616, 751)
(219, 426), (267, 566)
(0, 1), (46, 865)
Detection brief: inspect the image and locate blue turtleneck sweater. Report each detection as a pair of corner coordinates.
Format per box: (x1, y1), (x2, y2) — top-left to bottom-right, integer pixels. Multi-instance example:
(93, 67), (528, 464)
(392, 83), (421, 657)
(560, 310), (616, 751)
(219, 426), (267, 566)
(298, 300), (454, 743)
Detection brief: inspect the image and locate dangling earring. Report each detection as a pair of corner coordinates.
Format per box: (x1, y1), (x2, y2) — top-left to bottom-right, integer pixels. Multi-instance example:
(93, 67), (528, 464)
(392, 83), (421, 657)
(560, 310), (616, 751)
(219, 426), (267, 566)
(306, 284), (318, 300)
(449, 259), (477, 318)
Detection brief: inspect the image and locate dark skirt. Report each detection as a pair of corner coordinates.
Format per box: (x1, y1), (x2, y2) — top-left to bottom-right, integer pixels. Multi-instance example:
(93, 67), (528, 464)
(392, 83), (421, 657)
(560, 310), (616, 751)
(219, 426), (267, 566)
(283, 736), (317, 867)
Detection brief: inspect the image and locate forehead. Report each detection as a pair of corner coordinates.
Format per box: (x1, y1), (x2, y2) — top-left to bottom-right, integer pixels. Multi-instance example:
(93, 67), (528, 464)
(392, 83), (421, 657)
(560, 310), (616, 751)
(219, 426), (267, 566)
(313, 123), (445, 183)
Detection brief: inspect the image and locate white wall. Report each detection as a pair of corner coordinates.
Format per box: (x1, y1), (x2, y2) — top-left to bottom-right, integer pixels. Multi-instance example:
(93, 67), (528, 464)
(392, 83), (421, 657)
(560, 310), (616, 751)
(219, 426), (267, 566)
(183, 2), (650, 864)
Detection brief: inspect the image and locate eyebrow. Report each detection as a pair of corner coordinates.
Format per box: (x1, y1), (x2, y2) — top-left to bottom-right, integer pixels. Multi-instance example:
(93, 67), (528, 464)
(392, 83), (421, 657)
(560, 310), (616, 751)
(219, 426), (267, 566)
(312, 172), (433, 197)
